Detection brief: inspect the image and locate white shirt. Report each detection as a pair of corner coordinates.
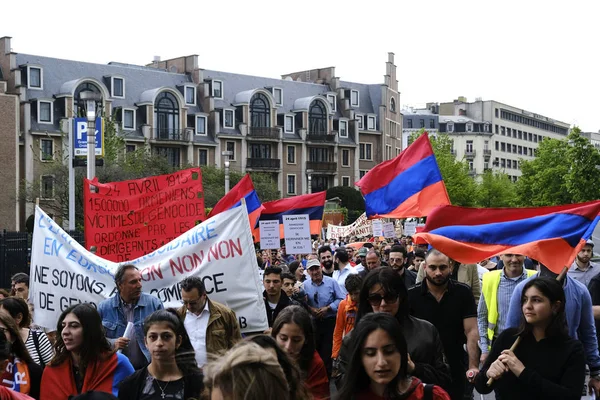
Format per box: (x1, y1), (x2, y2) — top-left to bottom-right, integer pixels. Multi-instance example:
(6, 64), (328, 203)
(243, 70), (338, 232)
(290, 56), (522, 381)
(184, 301), (210, 367)
(332, 264), (357, 296)
(476, 264), (490, 282)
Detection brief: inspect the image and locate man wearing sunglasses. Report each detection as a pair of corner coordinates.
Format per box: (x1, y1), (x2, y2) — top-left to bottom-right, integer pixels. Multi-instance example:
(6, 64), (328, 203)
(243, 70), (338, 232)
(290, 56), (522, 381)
(389, 245), (417, 289)
(408, 249), (480, 400)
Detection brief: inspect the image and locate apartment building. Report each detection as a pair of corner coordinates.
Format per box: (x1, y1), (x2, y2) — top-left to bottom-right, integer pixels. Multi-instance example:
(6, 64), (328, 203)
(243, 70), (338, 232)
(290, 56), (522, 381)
(0, 36), (402, 229)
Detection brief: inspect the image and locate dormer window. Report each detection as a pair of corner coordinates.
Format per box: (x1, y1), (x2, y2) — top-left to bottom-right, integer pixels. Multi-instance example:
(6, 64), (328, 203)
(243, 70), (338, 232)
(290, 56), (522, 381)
(355, 114), (364, 130)
(123, 109), (135, 130)
(185, 86), (196, 105)
(350, 90), (359, 107)
(196, 115), (207, 135)
(111, 77), (124, 98)
(224, 109), (235, 129)
(447, 123), (454, 133)
(284, 115), (294, 133)
(466, 122), (473, 132)
(211, 80), (223, 99)
(38, 100), (53, 124)
(327, 94), (337, 112)
(272, 88), (283, 106)
(367, 115), (376, 131)
(483, 123), (490, 132)
(339, 120), (348, 138)
(28, 66), (43, 89)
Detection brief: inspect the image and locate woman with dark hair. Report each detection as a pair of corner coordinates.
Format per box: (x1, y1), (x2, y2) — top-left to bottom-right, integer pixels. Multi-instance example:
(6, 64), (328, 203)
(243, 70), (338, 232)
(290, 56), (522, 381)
(475, 277), (586, 399)
(249, 335), (311, 400)
(272, 306), (329, 400)
(337, 313), (450, 399)
(117, 309), (203, 400)
(336, 267), (451, 391)
(0, 298), (53, 366)
(0, 311), (41, 399)
(0, 330), (35, 399)
(40, 304), (134, 400)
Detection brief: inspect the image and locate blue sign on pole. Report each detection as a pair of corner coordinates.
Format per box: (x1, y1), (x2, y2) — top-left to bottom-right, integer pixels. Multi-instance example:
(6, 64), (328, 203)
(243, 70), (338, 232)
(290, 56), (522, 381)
(73, 118), (103, 156)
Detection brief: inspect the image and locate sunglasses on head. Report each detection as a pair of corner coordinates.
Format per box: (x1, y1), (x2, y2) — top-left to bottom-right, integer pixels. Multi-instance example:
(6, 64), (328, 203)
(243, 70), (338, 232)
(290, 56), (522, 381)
(367, 292), (399, 306)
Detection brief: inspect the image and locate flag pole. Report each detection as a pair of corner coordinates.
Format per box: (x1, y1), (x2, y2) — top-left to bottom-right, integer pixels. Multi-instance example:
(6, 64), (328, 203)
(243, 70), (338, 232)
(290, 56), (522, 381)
(486, 265), (569, 387)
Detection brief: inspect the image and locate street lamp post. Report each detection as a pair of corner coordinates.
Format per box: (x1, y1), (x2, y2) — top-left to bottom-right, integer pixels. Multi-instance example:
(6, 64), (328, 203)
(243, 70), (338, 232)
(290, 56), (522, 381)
(221, 150), (233, 193)
(306, 169), (314, 194)
(80, 92), (103, 180)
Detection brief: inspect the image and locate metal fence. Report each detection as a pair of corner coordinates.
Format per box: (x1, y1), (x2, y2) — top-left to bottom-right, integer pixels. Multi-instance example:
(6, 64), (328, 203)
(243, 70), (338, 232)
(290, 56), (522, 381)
(0, 230), (84, 289)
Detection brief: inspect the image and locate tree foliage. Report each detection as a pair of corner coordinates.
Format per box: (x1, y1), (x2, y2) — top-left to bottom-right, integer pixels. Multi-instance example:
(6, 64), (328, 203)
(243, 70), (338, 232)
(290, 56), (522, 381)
(326, 186), (365, 223)
(476, 169), (518, 207)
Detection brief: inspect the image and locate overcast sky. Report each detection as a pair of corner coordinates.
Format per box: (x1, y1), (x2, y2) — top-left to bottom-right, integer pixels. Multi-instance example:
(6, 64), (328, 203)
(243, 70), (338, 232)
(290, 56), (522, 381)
(4, 0), (598, 131)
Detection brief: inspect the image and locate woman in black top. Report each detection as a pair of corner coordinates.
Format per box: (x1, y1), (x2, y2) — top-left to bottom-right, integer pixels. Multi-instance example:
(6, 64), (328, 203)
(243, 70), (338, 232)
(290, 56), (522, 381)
(475, 277), (586, 399)
(118, 309), (203, 400)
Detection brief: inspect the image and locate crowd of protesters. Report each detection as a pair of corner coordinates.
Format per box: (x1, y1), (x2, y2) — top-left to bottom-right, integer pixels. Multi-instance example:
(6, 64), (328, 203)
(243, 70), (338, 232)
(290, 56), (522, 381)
(0, 235), (597, 399)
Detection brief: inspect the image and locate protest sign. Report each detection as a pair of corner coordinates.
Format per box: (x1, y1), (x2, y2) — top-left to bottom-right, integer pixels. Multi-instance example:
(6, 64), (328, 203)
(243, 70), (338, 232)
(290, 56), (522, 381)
(372, 220), (383, 237)
(404, 221), (417, 237)
(283, 215), (311, 254)
(83, 168), (206, 262)
(30, 205), (267, 333)
(326, 213), (371, 239)
(259, 220), (280, 250)
(383, 222), (396, 238)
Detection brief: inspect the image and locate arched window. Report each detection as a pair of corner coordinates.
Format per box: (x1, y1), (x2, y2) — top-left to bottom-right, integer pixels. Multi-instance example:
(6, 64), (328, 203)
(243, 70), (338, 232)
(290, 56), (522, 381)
(74, 82), (102, 118)
(390, 97), (396, 112)
(309, 100), (327, 134)
(250, 93), (270, 128)
(154, 91), (180, 139)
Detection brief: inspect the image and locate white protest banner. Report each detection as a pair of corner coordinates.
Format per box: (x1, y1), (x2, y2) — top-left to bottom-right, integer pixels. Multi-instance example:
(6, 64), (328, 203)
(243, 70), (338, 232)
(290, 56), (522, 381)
(282, 214), (311, 254)
(404, 221), (417, 237)
(30, 205), (268, 333)
(259, 220), (280, 250)
(383, 222), (396, 238)
(327, 213), (371, 239)
(372, 220), (383, 237)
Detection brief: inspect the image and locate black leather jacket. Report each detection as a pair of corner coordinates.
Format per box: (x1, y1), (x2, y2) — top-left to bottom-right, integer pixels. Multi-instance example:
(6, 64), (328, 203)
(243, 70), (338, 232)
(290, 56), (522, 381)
(334, 314), (452, 392)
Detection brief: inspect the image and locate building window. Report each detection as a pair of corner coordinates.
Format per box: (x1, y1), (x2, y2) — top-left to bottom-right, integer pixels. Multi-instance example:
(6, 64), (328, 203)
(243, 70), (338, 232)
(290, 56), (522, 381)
(512, 144), (517, 153)
(501, 158), (506, 168)
(407, 119), (413, 129)
(356, 114), (364, 130)
(419, 119), (425, 128)
(155, 147), (181, 167)
(528, 132), (533, 141)
(112, 77), (124, 98)
(359, 143), (372, 160)
(226, 141), (235, 160)
(359, 170), (368, 178)
(211, 80), (223, 99)
(466, 140), (474, 152)
(350, 90), (359, 107)
(484, 123), (489, 132)
(273, 88), (283, 106)
(518, 130), (523, 140)
(250, 93), (271, 128)
(342, 149), (349, 166)
(468, 161), (474, 171)
(367, 116), (376, 131)
(518, 145), (523, 154)
(309, 147), (332, 162)
(196, 116), (207, 135)
(507, 128), (511, 137)
(40, 139), (53, 161)
(390, 97), (396, 112)
(123, 109), (135, 130)
(339, 120), (348, 138)
(198, 149), (208, 166)
(185, 86), (196, 105)
(155, 91), (180, 138)
(41, 175), (54, 199)
(513, 160), (518, 169)
(501, 126), (506, 136)
(429, 119), (435, 129)
(466, 123), (473, 132)
(327, 94), (337, 112)
(28, 66), (42, 89)
(287, 175), (296, 195)
(495, 141), (499, 151)
(386, 145), (392, 160)
(284, 115), (294, 133)
(250, 144), (271, 159)
(447, 123), (454, 132)
(38, 101), (52, 123)
(484, 140), (489, 151)
(342, 176), (350, 186)
(495, 108), (499, 117)
(287, 146), (295, 164)
(309, 100), (328, 134)
(495, 125), (499, 134)
(126, 144), (136, 153)
(224, 109), (234, 128)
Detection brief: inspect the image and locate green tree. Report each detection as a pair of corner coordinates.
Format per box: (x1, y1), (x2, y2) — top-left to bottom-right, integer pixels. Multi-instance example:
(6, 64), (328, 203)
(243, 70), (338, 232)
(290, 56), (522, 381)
(476, 169), (518, 207)
(564, 127), (600, 203)
(326, 186), (365, 223)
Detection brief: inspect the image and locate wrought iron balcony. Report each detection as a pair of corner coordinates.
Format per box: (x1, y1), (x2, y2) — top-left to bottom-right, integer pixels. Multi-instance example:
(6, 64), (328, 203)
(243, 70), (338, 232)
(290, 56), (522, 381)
(246, 158), (281, 169)
(306, 161), (337, 172)
(468, 169), (477, 177)
(248, 126), (280, 139)
(307, 132), (336, 142)
(464, 149), (476, 158)
(153, 128), (190, 141)
(483, 149), (492, 158)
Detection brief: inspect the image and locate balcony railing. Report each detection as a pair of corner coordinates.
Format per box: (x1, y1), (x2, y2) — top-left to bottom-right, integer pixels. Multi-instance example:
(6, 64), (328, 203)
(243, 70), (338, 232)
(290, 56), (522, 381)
(248, 127), (280, 139)
(464, 149), (476, 158)
(306, 161), (337, 172)
(307, 132), (336, 142)
(153, 128), (190, 141)
(468, 169), (477, 177)
(483, 149), (492, 158)
(246, 158), (281, 169)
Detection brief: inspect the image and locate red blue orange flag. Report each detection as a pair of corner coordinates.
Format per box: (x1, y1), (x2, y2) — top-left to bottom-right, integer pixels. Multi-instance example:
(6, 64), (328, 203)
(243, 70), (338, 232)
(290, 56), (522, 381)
(208, 174), (263, 229)
(356, 133), (450, 218)
(253, 191), (326, 243)
(414, 201), (600, 273)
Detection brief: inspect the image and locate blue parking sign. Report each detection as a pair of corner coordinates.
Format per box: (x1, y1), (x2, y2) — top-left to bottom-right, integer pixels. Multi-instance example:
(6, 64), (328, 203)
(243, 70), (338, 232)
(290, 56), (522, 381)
(73, 117), (103, 156)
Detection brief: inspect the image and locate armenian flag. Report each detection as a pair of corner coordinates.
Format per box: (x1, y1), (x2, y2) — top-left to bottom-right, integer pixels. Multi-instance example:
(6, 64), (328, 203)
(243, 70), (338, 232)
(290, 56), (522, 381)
(356, 133), (450, 218)
(208, 174), (263, 229)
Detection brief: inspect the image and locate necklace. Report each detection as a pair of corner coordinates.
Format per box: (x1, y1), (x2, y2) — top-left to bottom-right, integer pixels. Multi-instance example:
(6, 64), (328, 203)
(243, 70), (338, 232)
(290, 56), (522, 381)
(154, 378), (170, 399)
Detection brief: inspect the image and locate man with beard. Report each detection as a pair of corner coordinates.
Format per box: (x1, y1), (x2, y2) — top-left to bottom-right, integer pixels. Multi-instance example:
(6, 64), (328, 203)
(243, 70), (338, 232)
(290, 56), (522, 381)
(318, 245), (335, 277)
(408, 249), (480, 400)
(568, 239), (598, 287)
(389, 245), (417, 288)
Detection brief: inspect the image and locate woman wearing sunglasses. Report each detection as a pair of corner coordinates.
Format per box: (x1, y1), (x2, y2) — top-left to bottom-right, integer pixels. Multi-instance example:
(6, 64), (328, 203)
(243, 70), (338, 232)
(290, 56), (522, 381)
(335, 267), (451, 392)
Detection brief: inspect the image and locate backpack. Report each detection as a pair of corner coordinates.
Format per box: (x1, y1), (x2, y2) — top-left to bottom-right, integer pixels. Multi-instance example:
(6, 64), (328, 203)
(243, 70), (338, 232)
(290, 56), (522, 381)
(422, 383), (434, 400)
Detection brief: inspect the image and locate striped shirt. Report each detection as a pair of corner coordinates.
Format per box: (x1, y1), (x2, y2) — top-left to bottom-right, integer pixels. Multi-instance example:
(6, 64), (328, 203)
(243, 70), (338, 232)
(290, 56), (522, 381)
(25, 329), (54, 366)
(478, 268), (530, 353)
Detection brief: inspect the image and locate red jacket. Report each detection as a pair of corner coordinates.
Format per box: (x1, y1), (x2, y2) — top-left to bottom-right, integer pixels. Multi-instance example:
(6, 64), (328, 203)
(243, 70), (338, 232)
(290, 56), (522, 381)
(305, 351), (330, 400)
(355, 377), (450, 400)
(0, 387), (33, 400)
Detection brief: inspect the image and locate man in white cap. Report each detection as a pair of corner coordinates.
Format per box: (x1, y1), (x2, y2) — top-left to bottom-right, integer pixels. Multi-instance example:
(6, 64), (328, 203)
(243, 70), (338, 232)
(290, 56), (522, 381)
(569, 239), (598, 287)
